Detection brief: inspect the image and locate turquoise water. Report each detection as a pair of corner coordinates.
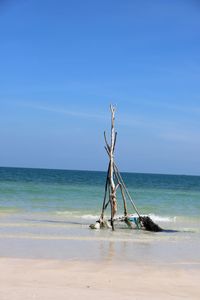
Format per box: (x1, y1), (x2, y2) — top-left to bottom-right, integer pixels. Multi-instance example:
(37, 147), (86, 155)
(0, 166), (200, 219)
(0, 167), (199, 262)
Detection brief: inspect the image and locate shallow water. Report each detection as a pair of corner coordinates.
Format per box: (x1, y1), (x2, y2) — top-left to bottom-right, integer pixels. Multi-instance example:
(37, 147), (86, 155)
(0, 167), (199, 264)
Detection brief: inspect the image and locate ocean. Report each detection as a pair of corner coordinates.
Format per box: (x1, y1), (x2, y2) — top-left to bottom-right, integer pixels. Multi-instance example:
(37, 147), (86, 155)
(0, 167), (199, 264)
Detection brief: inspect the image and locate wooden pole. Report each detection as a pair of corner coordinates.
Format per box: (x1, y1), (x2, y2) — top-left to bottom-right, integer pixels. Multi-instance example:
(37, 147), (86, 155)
(91, 105), (162, 232)
(114, 162), (141, 217)
(108, 105), (117, 230)
(99, 105), (139, 230)
(100, 162), (110, 223)
(103, 105), (118, 230)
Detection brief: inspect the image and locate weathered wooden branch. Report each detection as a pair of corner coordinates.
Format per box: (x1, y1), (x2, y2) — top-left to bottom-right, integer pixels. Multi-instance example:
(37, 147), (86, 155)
(108, 105), (117, 230)
(113, 132), (117, 152)
(99, 105), (133, 230)
(104, 131), (110, 152)
(104, 146), (110, 157)
(96, 105), (141, 230)
(90, 105), (163, 232)
(119, 183), (128, 217)
(113, 162), (141, 217)
(100, 162), (110, 222)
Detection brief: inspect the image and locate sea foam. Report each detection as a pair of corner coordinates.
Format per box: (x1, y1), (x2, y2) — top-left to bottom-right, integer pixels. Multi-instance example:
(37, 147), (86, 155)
(81, 213), (176, 223)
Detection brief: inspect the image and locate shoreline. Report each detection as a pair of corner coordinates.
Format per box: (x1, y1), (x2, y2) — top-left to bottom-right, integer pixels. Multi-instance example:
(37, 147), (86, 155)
(0, 257), (199, 300)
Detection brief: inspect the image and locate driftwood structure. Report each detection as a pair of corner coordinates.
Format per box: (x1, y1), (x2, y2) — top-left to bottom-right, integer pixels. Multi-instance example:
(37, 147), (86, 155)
(90, 105), (163, 232)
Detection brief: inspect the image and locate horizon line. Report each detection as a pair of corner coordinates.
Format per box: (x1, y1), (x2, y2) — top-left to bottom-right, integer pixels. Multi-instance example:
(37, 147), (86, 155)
(0, 165), (199, 177)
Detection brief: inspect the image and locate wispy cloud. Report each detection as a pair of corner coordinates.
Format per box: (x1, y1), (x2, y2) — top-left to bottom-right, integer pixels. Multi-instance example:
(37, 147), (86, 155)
(18, 101), (107, 120)
(16, 100), (200, 146)
(118, 107), (200, 146)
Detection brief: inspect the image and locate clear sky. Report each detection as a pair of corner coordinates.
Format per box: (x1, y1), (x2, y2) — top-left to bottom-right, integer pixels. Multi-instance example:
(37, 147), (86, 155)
(0, 0), (200, 175)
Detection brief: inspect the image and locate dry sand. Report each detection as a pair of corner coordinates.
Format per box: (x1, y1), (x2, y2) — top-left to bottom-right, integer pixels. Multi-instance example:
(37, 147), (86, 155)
(0, 258), (199, 300)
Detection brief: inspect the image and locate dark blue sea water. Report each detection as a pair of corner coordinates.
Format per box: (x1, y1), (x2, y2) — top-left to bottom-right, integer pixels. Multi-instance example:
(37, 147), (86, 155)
(0, 167), (199, 262)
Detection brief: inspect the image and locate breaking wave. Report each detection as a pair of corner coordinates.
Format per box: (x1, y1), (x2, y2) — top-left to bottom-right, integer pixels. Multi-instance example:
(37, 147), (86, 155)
(81, 213), (176, 223)
(147, 214), (176, 223)
(81, 214), (99, 220)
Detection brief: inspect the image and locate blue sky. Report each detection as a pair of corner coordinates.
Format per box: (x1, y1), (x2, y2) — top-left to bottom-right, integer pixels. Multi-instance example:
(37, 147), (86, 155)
(0, 0), (200, 175)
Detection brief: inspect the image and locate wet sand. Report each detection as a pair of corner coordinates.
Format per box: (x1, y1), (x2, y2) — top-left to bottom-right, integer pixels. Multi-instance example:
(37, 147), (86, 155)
(0, 212), (200, 299)
(0, 258), (199, 300)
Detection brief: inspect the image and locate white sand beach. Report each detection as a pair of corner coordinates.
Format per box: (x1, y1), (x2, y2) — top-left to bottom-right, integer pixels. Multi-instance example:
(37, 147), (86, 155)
(0, 258), (199, 300)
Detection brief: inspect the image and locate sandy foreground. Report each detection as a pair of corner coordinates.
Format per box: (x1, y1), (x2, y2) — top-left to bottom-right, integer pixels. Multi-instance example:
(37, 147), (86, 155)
(0, 258), (199, 300)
